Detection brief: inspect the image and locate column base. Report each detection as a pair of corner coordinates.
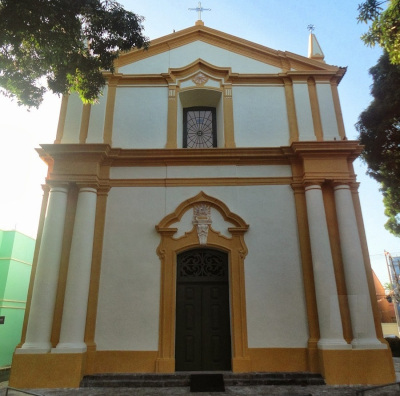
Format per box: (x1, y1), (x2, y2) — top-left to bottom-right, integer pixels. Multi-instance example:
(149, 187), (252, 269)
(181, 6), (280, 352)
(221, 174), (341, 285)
(15, 342), (51, 354)
(52, 342), (87, 353)
(351, 337), (387, 350)
(317, 338), (351, 350)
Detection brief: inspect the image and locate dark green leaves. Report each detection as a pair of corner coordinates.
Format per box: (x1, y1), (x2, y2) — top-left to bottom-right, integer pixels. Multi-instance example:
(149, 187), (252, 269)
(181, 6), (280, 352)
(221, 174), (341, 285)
(358, 0), (400, 64)
(0, 0), (148, 107)
(356, 52), (400, 236)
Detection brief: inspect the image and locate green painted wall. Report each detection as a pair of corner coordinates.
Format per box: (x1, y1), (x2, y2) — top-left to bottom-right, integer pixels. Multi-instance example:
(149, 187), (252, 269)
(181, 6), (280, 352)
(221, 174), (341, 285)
(0, 230), (35, 368)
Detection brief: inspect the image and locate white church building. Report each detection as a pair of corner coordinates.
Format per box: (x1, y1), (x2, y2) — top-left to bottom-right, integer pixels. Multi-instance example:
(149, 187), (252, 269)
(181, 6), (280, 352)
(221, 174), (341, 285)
(10, 20), (395, 387)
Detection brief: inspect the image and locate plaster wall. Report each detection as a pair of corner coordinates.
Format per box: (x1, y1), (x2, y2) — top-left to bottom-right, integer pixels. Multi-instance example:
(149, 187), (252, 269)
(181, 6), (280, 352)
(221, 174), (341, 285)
(232, 86), (290, 147)
(112, 87), (168, 148)
(62, 94), (83, 143)
(96, 184), (308, 350)
(86, 86), (108, 143)
(316, 83), (340, 140)
(292, 82), (315, 140)
(119, 41), (282, 75)
(110, 165), (292, 179)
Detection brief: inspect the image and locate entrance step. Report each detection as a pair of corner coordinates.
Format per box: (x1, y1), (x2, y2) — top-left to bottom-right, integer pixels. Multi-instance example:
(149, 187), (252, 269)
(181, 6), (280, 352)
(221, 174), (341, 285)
(80, 372), (325, 388)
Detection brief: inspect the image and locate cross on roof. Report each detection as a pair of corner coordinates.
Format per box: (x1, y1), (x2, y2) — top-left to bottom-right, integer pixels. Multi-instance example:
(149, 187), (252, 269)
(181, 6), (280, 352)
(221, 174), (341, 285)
(307, 24), (315, 33)
(189, 1), (211, 21)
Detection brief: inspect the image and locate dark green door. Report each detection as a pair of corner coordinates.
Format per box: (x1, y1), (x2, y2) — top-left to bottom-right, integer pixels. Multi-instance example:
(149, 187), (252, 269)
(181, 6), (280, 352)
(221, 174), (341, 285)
(175, 249), (232, 371)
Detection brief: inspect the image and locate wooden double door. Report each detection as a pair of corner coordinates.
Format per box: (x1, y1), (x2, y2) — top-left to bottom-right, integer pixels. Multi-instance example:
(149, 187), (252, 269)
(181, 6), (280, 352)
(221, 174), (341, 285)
(175, 248), (232, 371)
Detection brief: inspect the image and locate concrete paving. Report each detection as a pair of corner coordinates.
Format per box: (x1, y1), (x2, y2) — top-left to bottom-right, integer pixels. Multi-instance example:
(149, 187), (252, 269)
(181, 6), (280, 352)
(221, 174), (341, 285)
(1, 359), (400, 396)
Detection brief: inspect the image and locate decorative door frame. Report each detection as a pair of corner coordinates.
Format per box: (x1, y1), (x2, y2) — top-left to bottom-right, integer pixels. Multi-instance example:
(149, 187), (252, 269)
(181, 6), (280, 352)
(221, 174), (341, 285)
(155, 191), (251, 373)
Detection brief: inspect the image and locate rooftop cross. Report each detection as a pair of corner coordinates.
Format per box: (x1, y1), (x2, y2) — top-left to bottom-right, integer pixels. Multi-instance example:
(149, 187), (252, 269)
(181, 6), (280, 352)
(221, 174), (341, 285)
(189, 1), (211, 21)
(307, 24), (315, 33)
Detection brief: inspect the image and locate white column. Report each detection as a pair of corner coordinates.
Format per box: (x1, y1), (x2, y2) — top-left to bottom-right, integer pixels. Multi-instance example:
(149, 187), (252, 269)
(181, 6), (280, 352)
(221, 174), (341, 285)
(18, 186), (69, 353)
(53, 187), (97, 353)
(334, 184), (385, 349)
(305, 185), (350, 350)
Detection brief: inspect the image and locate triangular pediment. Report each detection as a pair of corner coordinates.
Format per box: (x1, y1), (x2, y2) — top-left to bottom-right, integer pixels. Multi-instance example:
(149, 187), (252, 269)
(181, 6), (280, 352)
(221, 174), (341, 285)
(116, 24), (342, 74)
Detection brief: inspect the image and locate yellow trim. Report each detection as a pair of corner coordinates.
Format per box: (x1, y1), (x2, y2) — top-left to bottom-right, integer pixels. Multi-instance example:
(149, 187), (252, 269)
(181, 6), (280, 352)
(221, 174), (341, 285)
(103, 82), (117, 145)
(318, 348), (395, 385)
(330, 79), (346, 139)
(283, 78), (299, 144)
(10, 353), (86, 388)
(88, 351), (158, 374)
(249, 348), (308, 372)
(223, 84), (236, 147)
(307, 78), (323, 141)
(110, 177), (292, 187)
(104, 72), (342, 87)
(79, 104), (91, 144)
(54, 95), (68, 144)
(155, 191), (250, 373)
(166, 86), (178, 148)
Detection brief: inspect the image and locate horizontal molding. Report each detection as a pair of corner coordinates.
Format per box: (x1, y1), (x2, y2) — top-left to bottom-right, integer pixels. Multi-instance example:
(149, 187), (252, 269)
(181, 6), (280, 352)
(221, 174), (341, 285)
(0, 299), (26, 304)
(110, 177), (292, 187)
(0, 305), (26, 310)
(0, 257), (33, 266)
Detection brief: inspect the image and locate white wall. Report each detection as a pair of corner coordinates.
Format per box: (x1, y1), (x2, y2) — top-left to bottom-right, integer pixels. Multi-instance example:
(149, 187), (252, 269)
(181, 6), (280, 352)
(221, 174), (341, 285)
(95, 187), (166, 351)
(233, 86), (290, 147)
(112, 87), (168, 148)
(292, 83), (316, 141)
(62, 93), (83, 143)
(95, 181), (309, 350)
(316, 83), (340, 140)
(120, 41), (282, 75)
(86, 86), (108, 143)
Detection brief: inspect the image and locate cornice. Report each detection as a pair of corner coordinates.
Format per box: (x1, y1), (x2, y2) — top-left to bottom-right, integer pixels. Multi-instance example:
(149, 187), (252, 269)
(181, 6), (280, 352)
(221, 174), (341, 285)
(290, 140), (362, 159)
(37, 142), (363, 168)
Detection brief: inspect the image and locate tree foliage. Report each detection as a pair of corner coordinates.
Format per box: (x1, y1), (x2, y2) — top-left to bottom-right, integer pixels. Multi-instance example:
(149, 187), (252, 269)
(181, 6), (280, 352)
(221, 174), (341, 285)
(358, 0), (400, 64)
(0, 0), (148, 107)
(356, 52), (400, 236)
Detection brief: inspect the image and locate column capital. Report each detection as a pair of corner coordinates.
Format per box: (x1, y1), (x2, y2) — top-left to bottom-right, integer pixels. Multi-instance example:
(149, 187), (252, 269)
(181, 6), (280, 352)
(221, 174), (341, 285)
(75, 183), (99, 192)
(304, 181), (324, 190)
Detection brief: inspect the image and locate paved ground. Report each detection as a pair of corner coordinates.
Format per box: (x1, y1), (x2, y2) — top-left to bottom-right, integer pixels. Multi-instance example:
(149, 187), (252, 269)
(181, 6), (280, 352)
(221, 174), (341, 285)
(1, 360), (400, 396)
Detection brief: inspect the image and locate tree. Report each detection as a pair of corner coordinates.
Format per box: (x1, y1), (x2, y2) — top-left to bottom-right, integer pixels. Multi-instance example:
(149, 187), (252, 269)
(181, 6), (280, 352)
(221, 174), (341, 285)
(356, 52), (400, 236)
(358, 0), (400, 64)
(0, 0), (148, 108)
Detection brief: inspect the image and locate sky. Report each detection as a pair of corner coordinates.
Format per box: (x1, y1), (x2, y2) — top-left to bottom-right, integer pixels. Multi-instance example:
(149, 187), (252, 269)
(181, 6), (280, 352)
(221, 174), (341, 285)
(0, 0), (398, 284)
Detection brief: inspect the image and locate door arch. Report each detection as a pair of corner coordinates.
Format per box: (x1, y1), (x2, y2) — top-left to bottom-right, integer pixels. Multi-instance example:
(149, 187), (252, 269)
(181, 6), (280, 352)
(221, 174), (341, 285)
(175, 248), (232, 371)
(155, 191), (250, 373)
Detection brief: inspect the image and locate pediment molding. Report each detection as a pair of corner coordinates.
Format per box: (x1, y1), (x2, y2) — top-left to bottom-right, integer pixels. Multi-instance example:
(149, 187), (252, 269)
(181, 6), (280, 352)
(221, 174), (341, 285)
(116, 24), (343, 75)
(156, 191), (249, 231)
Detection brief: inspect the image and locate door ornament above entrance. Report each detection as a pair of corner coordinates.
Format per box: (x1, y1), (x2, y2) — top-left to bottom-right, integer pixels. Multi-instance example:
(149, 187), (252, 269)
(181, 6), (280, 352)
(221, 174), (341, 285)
(193, 204), (212, 245)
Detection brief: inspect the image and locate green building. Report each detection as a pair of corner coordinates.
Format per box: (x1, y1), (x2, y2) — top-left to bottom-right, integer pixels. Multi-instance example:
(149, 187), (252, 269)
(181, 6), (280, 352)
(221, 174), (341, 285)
(0, 230), (34, 368)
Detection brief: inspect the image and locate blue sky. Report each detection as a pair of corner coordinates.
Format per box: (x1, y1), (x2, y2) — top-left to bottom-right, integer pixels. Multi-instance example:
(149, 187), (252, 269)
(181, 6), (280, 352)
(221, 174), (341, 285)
(0, 0), (398, 283)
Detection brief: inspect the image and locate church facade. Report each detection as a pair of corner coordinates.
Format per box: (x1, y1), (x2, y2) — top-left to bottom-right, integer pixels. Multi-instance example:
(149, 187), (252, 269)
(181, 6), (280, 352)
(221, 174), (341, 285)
(10, 22), (395, 387)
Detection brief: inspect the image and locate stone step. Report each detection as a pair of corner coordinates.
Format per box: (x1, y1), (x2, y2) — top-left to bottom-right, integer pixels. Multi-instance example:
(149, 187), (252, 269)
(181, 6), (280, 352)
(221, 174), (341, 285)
(80, 372), (325, 388)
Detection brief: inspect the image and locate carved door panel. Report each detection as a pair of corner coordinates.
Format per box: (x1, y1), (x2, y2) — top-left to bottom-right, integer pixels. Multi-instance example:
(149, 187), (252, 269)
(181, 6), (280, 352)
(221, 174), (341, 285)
(175, 249), (232, 371)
